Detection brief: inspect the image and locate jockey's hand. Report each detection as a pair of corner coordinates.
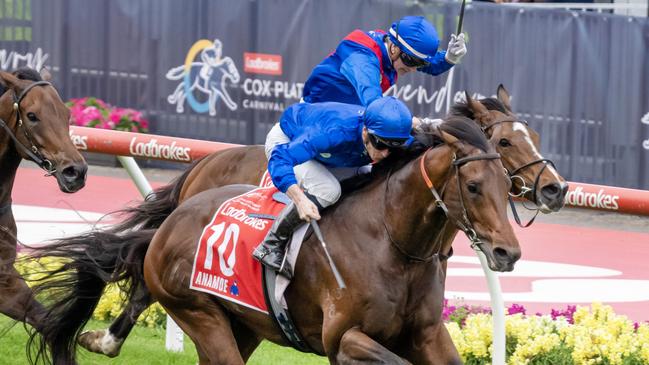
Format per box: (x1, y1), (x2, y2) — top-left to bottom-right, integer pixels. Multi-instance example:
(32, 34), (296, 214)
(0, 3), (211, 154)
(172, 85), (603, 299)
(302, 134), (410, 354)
(445, 33), (467, 64)
(286, 185), (321, 222)
(412, 117), (443, 134)
(295, 198), (320, 222)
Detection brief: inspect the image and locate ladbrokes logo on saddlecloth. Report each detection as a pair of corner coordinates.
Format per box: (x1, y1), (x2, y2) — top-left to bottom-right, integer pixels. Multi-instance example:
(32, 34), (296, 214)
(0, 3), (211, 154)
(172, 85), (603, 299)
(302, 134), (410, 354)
(166, 39), (241, 116)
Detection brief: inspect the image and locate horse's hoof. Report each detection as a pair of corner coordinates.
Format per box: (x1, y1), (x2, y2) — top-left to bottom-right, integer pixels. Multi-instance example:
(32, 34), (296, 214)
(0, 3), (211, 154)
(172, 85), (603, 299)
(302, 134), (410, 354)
(78, 330), (123, 358)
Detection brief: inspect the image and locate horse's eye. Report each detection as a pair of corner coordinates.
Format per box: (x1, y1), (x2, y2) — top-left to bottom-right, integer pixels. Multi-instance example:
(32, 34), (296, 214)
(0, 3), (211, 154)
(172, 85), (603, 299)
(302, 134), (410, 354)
(498, 138), (511, 147)
(467, 182), (480, 194)
(27, 112), (39, 122)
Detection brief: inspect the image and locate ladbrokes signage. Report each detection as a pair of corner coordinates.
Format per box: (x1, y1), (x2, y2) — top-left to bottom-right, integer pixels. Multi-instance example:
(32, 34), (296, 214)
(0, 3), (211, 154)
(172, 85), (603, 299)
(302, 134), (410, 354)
(129, 138), (191, 162)
(244, 52), (282, 75)
(564, 186), (620, 210)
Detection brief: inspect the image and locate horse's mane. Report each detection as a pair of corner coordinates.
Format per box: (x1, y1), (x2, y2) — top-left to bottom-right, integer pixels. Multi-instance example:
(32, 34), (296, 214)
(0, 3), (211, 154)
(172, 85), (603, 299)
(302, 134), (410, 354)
(449, 97), (509, 119)
(341, 115), (490, 193)
(0, 68), (43, 95)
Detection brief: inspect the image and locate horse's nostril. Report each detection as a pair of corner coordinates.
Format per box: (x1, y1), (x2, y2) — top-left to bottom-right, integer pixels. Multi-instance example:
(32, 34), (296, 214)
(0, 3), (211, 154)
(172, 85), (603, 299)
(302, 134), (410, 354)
(62, 166), (78, 178)
(493, 247), (509, 261)
(541, 183), (561, 199)
(62, 164), (87, 181)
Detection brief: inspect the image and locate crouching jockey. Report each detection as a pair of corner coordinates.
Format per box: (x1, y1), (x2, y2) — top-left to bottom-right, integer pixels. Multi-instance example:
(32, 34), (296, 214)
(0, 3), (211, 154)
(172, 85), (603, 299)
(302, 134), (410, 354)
(253, 96), (417, 278)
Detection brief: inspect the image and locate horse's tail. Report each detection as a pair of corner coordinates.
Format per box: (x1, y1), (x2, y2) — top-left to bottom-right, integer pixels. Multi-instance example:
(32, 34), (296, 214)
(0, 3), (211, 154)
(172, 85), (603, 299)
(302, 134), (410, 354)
(110, 158), (197, 233)
(25, 159), (201, 364)
(25, 228), (156, 365)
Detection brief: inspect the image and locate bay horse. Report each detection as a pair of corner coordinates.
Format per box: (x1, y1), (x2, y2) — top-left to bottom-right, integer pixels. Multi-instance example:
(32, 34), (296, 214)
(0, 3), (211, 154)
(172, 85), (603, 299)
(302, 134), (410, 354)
(28, 116), (520, 364)
(0, 68), (87, 330)
(73, 85), (568, 358)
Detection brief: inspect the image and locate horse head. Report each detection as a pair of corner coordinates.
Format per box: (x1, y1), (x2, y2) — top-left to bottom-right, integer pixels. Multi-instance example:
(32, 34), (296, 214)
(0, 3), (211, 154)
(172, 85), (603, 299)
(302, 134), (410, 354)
(454, 86), (568, 213)
(0, 68), (87, 192)
(422, 116), (521, 271)
(384, 116), (520, 272)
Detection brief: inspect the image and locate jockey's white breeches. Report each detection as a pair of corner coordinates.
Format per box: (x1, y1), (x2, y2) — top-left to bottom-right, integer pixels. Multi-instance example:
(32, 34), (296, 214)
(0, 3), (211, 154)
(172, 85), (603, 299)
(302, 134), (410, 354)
(265, 123), (368, 208)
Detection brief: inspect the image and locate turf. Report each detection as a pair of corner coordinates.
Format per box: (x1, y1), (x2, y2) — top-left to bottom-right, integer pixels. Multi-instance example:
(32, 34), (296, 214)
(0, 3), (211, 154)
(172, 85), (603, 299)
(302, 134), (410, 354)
(0, 317), (327, 364)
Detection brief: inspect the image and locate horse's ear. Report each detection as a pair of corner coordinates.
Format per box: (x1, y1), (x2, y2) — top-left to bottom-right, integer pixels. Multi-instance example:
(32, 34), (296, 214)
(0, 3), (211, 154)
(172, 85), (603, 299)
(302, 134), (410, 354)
(0, 71), (22, 91)
(465, 90), (489, 117)
(497, 84), (513, 111)
(437, 126), (459, 145)
(40, 67), (52, 81)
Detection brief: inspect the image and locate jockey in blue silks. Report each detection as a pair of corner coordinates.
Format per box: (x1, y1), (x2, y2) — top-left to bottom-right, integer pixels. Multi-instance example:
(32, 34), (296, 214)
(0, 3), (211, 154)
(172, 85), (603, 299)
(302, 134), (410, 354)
(253, 97), (417, 277)
(302, 15), (467, 106)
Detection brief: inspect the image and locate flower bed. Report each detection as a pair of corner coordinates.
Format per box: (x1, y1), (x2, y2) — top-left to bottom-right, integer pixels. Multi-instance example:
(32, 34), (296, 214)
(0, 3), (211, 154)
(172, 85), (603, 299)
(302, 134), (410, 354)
(445, 300), (649, 365)
(67, 97), (149, 132)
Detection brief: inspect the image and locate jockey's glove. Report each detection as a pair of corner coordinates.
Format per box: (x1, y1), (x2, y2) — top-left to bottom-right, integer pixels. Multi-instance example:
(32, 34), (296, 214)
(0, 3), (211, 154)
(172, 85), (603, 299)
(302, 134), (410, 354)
(414, 117), (444, 134)
(445, 33), (467, 65)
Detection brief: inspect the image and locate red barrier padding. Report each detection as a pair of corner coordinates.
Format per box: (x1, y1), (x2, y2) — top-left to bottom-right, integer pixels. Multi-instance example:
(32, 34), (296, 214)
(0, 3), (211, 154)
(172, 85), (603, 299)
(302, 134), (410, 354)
(69, 127), (649, 216)
(563, 182), (649, 216)
(69, 126), (239, 163)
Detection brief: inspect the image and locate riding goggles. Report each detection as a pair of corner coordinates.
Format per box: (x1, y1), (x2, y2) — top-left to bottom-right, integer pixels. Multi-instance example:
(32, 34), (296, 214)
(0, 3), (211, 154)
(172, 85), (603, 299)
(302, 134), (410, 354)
(399, 52), (429, 68)
(368, 133), (409, 150)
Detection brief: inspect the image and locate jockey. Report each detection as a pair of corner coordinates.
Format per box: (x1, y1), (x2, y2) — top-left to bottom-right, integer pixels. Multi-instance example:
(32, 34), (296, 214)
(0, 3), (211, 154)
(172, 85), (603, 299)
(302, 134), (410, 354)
(302, 15), (467, 106)
(253, 96), (417, 277)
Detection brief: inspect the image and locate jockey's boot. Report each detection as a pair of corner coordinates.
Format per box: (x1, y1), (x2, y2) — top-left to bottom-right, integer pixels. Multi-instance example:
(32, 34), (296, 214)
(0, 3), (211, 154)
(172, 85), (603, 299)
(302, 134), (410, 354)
(252, 203), (302, 279)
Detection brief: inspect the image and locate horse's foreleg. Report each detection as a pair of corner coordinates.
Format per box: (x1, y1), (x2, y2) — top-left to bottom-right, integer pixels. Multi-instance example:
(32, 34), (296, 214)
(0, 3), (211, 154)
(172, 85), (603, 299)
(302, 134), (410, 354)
(333, 327), (411, 365)
(77, 286), (153, 357)
(405, 324), (463, 365)
(0, 262), (45, 331)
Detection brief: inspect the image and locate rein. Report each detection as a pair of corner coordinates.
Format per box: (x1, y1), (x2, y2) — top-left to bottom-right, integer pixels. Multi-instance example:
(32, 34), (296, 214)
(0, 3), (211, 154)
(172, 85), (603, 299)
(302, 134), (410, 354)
(482, 117), (557, 227)
(0, 80), (56, 175)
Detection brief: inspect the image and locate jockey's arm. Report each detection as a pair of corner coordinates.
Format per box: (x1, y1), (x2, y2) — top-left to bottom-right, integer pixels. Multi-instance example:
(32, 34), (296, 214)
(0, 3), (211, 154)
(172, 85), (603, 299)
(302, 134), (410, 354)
(268, 133), (328, 221)
(340, 52), (384, 107)
(417, 50), (454, 76)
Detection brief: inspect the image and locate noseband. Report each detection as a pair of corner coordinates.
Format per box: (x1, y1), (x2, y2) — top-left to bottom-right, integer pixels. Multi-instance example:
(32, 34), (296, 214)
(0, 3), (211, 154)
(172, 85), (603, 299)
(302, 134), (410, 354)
(0, 80), (56, 175)
(482, 117), (557, 227)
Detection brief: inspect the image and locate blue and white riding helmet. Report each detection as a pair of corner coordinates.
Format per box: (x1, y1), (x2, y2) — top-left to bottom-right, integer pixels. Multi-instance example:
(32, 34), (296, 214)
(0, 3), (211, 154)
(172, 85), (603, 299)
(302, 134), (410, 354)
(387, 16), (440, 65)
(363, 96), (412, 147)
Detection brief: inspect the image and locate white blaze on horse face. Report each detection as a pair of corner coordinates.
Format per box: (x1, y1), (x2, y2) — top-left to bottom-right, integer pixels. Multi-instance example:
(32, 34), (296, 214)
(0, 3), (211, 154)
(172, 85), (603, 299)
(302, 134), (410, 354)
(512, 122), (562, 182)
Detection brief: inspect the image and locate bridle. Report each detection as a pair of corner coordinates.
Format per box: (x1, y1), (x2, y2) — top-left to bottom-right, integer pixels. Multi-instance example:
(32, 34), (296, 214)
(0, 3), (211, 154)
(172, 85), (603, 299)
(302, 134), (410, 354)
(382, 147), (501, 263)
(0, 80), (56, 175)
(481, 116), (557, 227)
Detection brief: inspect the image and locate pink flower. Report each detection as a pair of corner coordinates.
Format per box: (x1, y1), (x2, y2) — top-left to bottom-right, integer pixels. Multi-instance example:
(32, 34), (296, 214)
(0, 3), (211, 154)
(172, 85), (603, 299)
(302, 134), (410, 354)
(66, 97), (148, 133)
(551, 305), (577, 324)
(507, 303), (527, 315)
(109, 108), (126, 124)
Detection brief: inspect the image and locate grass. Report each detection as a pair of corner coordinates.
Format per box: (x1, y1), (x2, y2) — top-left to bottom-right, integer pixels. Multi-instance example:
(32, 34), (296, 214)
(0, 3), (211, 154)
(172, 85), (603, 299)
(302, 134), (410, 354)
(0, 316), (328, 364)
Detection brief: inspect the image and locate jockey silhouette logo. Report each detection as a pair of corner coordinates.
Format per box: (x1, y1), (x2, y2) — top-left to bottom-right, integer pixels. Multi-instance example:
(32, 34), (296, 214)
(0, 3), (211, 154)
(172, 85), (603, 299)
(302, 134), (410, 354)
(166, 39), (240, 115)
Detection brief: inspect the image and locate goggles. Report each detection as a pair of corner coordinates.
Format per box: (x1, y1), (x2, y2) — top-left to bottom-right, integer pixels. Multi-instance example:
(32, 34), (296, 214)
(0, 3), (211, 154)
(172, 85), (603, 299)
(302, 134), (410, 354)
(399, 52), (429, 68)
(368, 133), (408, 151)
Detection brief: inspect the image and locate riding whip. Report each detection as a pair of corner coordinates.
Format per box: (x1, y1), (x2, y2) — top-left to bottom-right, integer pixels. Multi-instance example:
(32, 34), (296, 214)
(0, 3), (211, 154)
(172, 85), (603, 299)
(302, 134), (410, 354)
(310, 220), (346, 289)
(457, 0), (467, 35)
